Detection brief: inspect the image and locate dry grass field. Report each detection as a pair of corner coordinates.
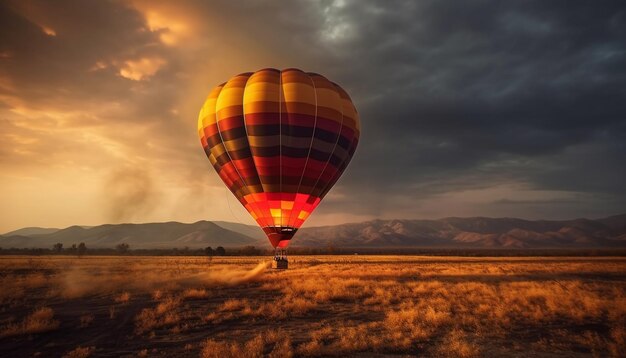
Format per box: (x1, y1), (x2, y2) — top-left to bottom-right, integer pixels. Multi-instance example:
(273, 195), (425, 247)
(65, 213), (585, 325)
(0, 255), (624, 357)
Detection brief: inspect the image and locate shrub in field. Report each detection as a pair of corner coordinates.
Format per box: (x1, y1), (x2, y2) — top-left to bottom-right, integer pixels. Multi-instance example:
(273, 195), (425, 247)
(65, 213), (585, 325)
(201, 335), (264, 358)
(435, 329), (479, 358)
(181, 288), (209, 299)
(0, 307), (60, 338)
(220, 298), (249, 312)
(62, 346), (95, 358)
(134, 297), (182, 334)
(114, 292), (131, 303)
(200, 332), (292, 358)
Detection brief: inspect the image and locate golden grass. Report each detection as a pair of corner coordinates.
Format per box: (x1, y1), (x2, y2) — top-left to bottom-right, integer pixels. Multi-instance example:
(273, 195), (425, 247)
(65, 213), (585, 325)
(181, 288), (209, 299)
(114, 291), (131, 304)
(436, 329), (480, 357)
(0, 307), (60, 338)
(62, 346), (95, 358)
(200, 331), (293, 358)
(135, 296), (182, 334)
(0, 255), (624, 356)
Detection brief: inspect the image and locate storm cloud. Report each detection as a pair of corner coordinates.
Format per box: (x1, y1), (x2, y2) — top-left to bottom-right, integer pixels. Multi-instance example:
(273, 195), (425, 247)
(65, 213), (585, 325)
(1, 0), (624, 231)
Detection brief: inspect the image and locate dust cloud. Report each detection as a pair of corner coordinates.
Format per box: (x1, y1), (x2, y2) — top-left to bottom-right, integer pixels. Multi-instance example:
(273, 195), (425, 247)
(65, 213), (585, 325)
(59, 260), (271, 298)
(185, 261), (271, 286)
(103, 167), (157, 222)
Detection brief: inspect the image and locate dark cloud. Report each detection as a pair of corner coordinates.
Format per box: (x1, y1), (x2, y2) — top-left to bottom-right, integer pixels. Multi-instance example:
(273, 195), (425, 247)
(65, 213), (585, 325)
(320, 0), (626, 218)
(0, 0), (624, 230)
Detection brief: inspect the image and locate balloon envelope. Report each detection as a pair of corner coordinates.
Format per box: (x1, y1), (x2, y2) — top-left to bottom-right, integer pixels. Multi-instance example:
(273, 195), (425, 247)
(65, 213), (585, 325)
(198, 68), (360, 248)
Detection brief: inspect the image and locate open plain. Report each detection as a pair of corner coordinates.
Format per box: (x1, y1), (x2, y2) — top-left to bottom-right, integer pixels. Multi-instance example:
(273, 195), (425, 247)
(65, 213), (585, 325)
(0, 255), (624, 357)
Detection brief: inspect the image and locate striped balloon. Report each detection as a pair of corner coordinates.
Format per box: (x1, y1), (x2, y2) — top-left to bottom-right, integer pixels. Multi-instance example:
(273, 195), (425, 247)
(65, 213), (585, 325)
(198, 68), (360, 248)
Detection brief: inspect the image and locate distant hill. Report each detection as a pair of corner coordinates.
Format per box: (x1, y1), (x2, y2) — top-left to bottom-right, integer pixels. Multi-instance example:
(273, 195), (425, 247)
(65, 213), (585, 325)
(213, 221), (264, 239)
(294, 214), (626, 249)
(0, 221), (258, 249)
(1, 214), (625, 250)
(2, 227), (60, 237)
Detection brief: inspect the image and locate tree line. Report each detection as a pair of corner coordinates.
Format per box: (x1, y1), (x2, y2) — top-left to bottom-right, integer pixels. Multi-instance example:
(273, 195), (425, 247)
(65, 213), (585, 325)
(0, 243), (235, 256)
(0, 245), (624, 257)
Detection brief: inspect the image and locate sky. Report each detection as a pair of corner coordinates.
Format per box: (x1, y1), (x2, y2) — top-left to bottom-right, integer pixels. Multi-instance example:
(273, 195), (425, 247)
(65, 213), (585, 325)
(1, 0), (625, 232)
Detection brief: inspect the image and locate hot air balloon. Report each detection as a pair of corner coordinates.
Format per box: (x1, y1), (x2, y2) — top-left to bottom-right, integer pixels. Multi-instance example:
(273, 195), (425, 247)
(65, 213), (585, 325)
(197, 68), (360, 265)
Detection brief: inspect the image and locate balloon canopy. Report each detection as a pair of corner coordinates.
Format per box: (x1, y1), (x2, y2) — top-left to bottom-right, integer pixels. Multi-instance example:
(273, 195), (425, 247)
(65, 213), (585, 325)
(198, 68), (360, 248)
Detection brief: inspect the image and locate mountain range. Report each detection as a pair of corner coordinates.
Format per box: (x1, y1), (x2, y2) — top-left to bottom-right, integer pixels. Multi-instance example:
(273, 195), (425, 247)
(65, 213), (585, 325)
(0, 221), (258, 249)
(1, 214), (625, 250)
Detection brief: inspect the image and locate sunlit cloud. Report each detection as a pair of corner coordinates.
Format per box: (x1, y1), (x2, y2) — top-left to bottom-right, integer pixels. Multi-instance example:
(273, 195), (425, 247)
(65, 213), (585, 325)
(118, 57), (166, 81)
(41, 25), (56, 36)
(144, 11), (189, 45)
(90, 61), (108, 72)
(131, 1), (196, 46)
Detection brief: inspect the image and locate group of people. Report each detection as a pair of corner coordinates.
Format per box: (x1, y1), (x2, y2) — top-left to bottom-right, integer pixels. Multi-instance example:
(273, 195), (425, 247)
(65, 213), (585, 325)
(273, 254), (287, 261)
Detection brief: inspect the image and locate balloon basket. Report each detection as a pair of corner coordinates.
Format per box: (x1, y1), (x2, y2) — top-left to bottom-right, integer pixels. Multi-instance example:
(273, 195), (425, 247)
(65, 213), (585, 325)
(272, 249), (288, 269)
